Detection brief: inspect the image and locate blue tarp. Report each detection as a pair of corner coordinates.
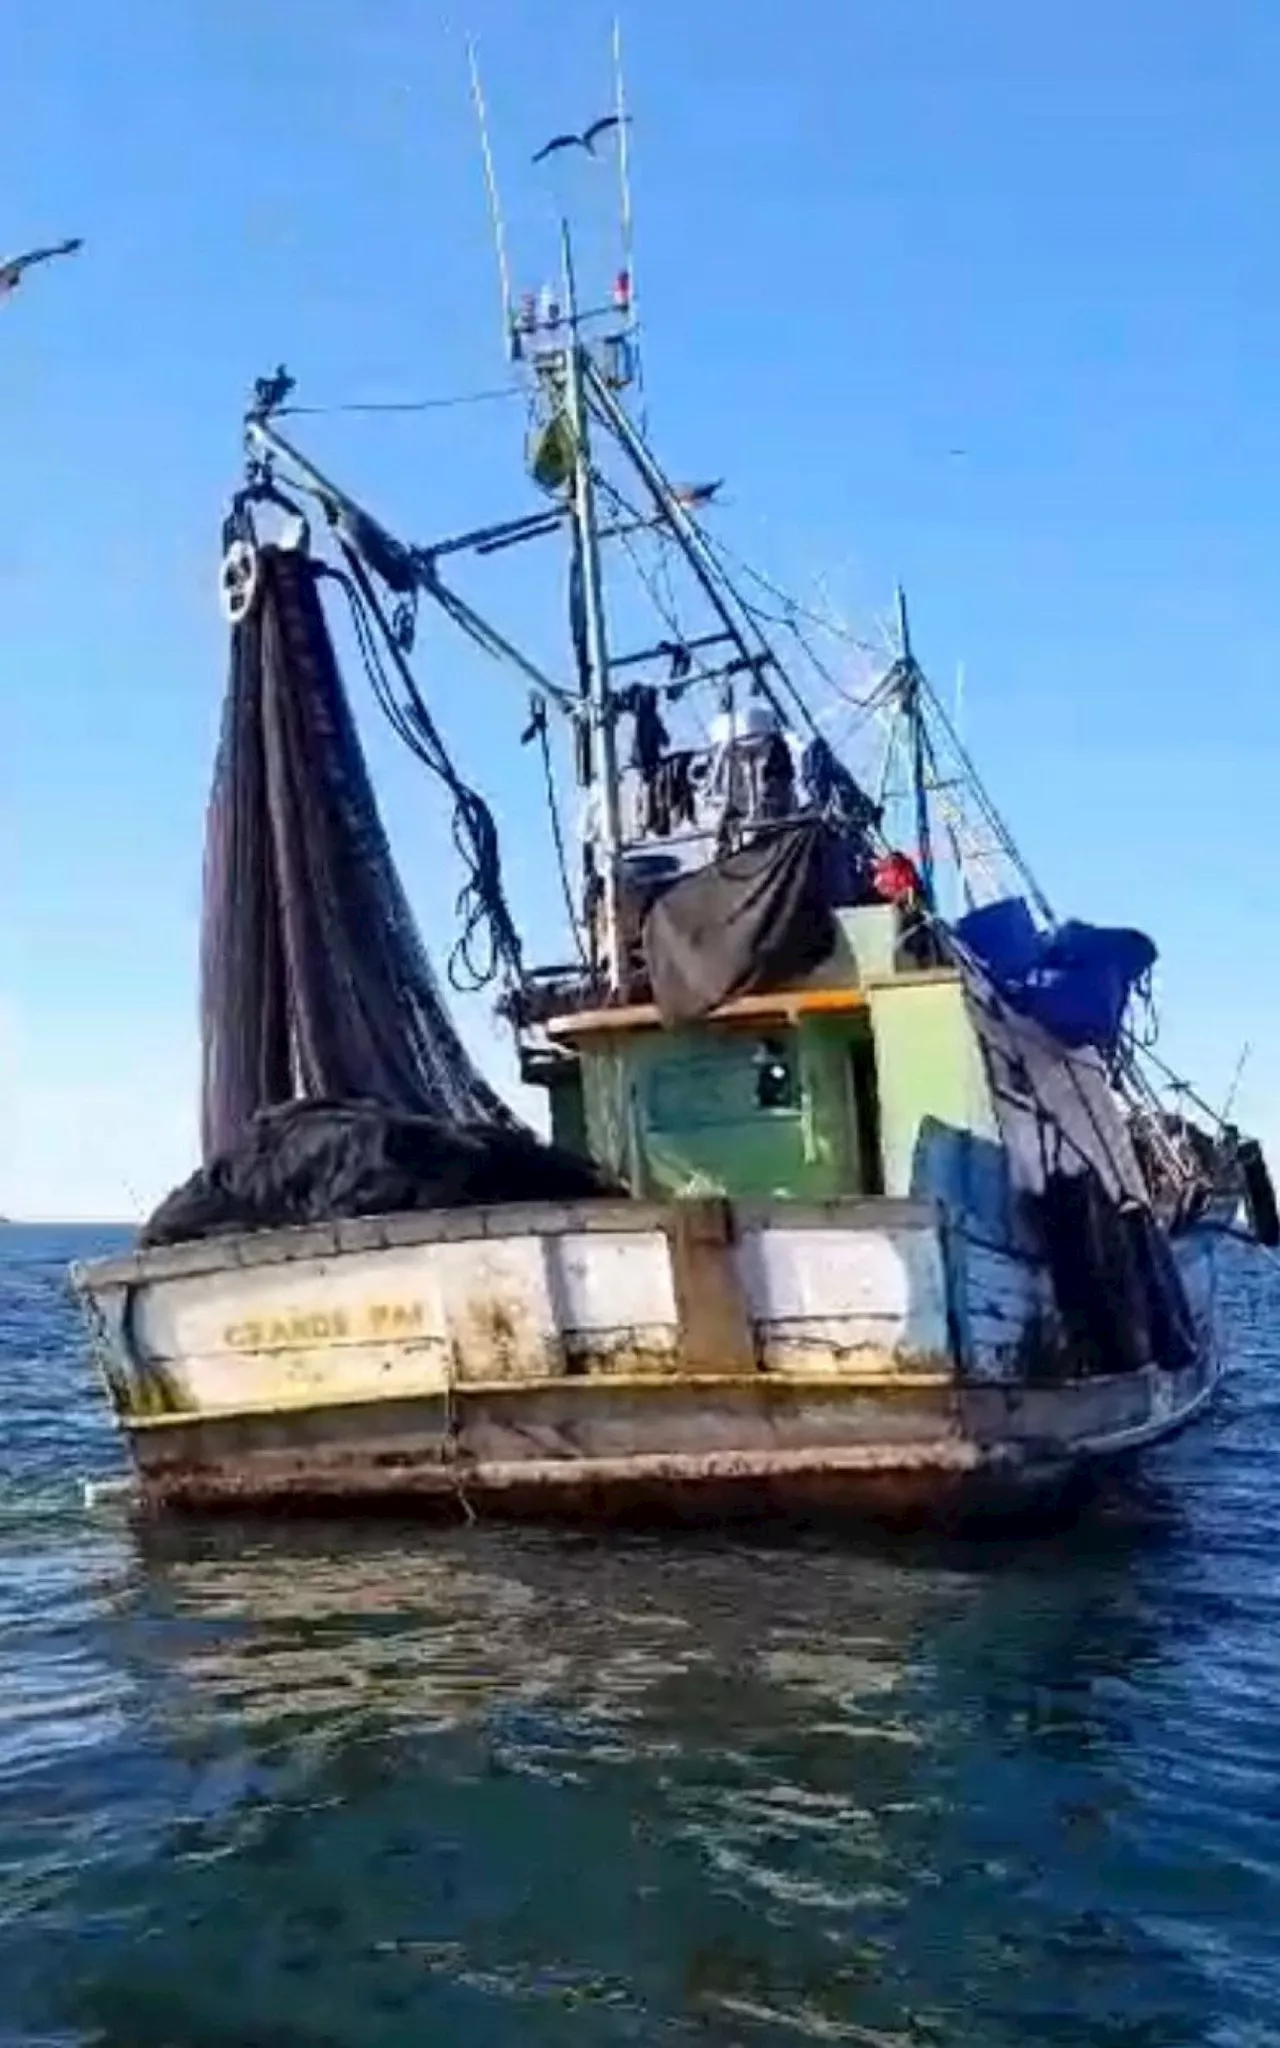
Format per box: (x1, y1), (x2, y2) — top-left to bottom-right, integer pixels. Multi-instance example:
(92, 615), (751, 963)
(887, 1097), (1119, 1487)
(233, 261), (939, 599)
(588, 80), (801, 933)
(954, 897), (1156, 1055)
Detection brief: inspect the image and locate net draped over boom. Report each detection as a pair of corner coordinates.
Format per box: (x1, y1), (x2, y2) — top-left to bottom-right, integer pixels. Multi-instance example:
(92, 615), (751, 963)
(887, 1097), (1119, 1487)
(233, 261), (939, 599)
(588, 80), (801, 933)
(200, 542), (512, 1160)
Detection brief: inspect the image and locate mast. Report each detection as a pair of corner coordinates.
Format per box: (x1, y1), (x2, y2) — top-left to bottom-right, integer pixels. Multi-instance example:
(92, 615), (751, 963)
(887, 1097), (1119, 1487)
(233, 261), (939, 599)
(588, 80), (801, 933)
(896, 585), (936, 913)
(225, 83), (1078, 1016)
(560, 222), (625, 988)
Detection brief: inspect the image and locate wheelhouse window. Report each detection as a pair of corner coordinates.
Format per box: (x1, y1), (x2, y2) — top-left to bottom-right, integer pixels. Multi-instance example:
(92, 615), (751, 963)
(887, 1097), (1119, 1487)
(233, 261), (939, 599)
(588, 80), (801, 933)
(752, 1037), (796, 1111)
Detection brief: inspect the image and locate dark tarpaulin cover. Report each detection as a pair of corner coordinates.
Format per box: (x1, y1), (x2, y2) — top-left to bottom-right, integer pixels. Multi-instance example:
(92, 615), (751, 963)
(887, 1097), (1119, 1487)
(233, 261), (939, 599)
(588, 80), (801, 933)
(142, 1099), (617, 1248)
(642, 822), (836, 1025)
(145, 541), (604, 1244)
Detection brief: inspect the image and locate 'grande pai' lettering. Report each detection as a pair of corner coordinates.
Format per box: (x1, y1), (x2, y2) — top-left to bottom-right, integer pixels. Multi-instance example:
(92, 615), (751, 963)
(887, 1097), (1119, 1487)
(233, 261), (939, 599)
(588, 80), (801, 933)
(222, 1301), (425, 1350)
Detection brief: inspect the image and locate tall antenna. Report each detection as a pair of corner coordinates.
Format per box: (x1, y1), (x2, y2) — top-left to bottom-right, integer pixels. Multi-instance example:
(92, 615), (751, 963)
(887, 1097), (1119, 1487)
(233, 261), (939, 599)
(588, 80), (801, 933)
(468, 41), (513, 358)
(560, 221), (624, 985)
(612, 21), (636, 321)
(611, 18), (646, 427)
(896, 585), (936, 911)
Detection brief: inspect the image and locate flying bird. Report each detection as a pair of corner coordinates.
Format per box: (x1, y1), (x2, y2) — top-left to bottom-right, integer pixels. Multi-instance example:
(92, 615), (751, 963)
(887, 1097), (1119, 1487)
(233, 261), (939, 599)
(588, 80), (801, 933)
(672, 480), (724, 509)
(0, 237), (83, 297)
(532, 114), (628, 165)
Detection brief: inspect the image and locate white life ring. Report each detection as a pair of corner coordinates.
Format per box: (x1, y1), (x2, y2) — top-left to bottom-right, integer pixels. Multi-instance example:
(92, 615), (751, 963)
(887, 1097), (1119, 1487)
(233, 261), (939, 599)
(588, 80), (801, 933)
(219, 536), (259, 624)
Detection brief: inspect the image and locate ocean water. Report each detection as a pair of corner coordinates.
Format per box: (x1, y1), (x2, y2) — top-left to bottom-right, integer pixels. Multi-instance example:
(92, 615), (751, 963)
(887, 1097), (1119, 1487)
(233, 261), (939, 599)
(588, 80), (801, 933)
(0, 1224), (1278, 2046)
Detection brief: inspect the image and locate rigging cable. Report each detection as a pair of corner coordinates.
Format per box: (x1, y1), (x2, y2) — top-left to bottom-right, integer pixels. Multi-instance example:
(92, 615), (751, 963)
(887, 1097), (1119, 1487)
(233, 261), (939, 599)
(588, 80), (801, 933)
(322, 549), (525, 994)
(590, 469), (819, 738)
(591, 470), (733, 745)
(598, 458), (876, 731)
(592, 469), (910, 844)
(700, 531), (884, 658)
(277, 386), (521, 418)
(583, 366), (825, 740)
(598, 475), (700, 661)
(747, 595), (883, 722)
(913, 663), (1053, 924)
(525, 694), (587, 965)
(695, 529), (899, 726)
(695, 527), (1052, 910)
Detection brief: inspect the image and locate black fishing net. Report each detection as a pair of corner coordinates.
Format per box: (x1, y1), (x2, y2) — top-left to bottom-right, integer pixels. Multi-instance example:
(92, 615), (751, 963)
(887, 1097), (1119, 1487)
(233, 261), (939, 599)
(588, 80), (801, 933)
(143, 1098), (617, 1248)
(142, 536), (620, 1246)
(199, 541), (512, 1161)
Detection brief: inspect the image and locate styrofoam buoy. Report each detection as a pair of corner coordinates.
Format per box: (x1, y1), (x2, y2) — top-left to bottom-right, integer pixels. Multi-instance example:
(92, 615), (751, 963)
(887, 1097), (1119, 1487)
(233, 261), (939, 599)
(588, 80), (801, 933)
(219, 536), (259, 624)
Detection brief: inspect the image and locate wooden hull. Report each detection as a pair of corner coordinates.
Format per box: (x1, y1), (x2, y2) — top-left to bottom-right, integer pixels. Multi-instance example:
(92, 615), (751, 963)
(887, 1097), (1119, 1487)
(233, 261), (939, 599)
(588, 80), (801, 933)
(112, 1357), (1220, 1528)
(72, 1197), (1225, 1529)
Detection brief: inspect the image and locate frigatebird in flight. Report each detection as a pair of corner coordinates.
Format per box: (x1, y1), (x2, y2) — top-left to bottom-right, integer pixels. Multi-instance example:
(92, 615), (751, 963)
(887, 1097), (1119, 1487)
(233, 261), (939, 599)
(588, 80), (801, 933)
(0, 237), (83, 297)
(532, 114), (628, 165)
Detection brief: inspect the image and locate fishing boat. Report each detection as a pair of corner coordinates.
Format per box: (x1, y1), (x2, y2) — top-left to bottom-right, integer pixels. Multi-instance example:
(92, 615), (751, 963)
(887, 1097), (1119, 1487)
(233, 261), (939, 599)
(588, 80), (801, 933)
(72, 107), (1275, 1523)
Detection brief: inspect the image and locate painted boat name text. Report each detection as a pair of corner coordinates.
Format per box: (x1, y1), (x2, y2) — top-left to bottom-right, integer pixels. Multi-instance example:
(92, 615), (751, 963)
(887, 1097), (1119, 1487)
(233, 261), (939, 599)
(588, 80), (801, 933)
(223, 1302), (426, 1350)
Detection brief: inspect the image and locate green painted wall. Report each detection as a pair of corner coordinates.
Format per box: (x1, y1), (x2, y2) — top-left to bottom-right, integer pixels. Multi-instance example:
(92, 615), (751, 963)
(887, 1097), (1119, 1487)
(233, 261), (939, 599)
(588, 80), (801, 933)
(581, 1045), (642, 1187)
(636, 1028), (809, 1198)
(794, 1017), (864, 1194)
(581, 1017), (872, 1201)
(546, 1065), (589, 1157)
(868, 976), (1000, 1201)
(572, 971), (1004, 1211)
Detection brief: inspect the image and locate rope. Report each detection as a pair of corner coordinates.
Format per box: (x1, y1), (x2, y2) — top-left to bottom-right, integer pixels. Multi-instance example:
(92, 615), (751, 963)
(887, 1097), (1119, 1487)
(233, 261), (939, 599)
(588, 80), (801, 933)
(323, 553), (524, 993)
(914, 666), (1053, 925)
(699, 536), (1050, 921)
(590, 470), (817, 737)
(527, 696), (587, 965)
(277, 386), (520, 418)
(700, 532), (883, 658)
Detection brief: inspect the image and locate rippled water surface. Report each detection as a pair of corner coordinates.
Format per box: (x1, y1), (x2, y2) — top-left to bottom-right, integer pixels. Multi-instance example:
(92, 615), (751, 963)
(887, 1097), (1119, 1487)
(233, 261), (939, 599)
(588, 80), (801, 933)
(1, 1223), (1278, 2045)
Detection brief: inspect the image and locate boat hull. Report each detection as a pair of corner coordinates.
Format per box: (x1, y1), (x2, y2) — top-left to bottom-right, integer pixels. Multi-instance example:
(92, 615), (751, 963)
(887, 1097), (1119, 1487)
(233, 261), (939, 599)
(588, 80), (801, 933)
(72, 1196), (1224, 1528)
(110, 1356), (1220, 1527)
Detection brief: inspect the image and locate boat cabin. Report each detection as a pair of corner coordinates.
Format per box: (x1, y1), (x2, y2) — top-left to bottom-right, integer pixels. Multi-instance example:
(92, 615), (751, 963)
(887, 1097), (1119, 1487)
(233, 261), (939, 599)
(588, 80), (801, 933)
(523, 900), (995, 1211)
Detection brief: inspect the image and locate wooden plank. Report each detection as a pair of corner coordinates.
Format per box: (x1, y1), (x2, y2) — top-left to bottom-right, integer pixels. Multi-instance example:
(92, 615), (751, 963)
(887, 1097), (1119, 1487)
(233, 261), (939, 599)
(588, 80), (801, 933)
(957, 1232), (1057, 1381)
(546, 984), (868, 1040)
(666, 1199), (757, 1374)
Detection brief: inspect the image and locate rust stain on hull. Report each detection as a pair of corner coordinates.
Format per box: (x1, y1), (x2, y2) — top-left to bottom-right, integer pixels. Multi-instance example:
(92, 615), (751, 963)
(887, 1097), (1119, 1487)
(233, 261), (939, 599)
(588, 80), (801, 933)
(129, 1437), (1060, 1531)
(118, 1357), (1219, 1530)
(759, 1341), (955, 1379)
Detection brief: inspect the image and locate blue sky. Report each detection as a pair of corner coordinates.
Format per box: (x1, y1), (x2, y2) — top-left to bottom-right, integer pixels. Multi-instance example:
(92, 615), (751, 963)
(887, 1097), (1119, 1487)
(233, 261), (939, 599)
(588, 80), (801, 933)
(0, 0), (1276, 1219)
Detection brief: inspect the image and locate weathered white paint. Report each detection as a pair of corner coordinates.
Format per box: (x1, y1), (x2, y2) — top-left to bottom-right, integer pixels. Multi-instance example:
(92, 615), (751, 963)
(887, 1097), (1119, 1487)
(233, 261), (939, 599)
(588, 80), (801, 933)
(73, 1203), (1227, 1516)
(428, 1236), (561, 1384)
(734, 1224), (949, 1372)
(128, 1241), (454, 1410)
(545, 1228), (674, 1329)
(80, 1200), (952, 1418)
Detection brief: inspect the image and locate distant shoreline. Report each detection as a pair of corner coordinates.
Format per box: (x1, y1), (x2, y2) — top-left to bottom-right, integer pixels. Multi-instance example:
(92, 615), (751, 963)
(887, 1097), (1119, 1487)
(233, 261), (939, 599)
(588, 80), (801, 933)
(0, 1217), (135, 1231)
